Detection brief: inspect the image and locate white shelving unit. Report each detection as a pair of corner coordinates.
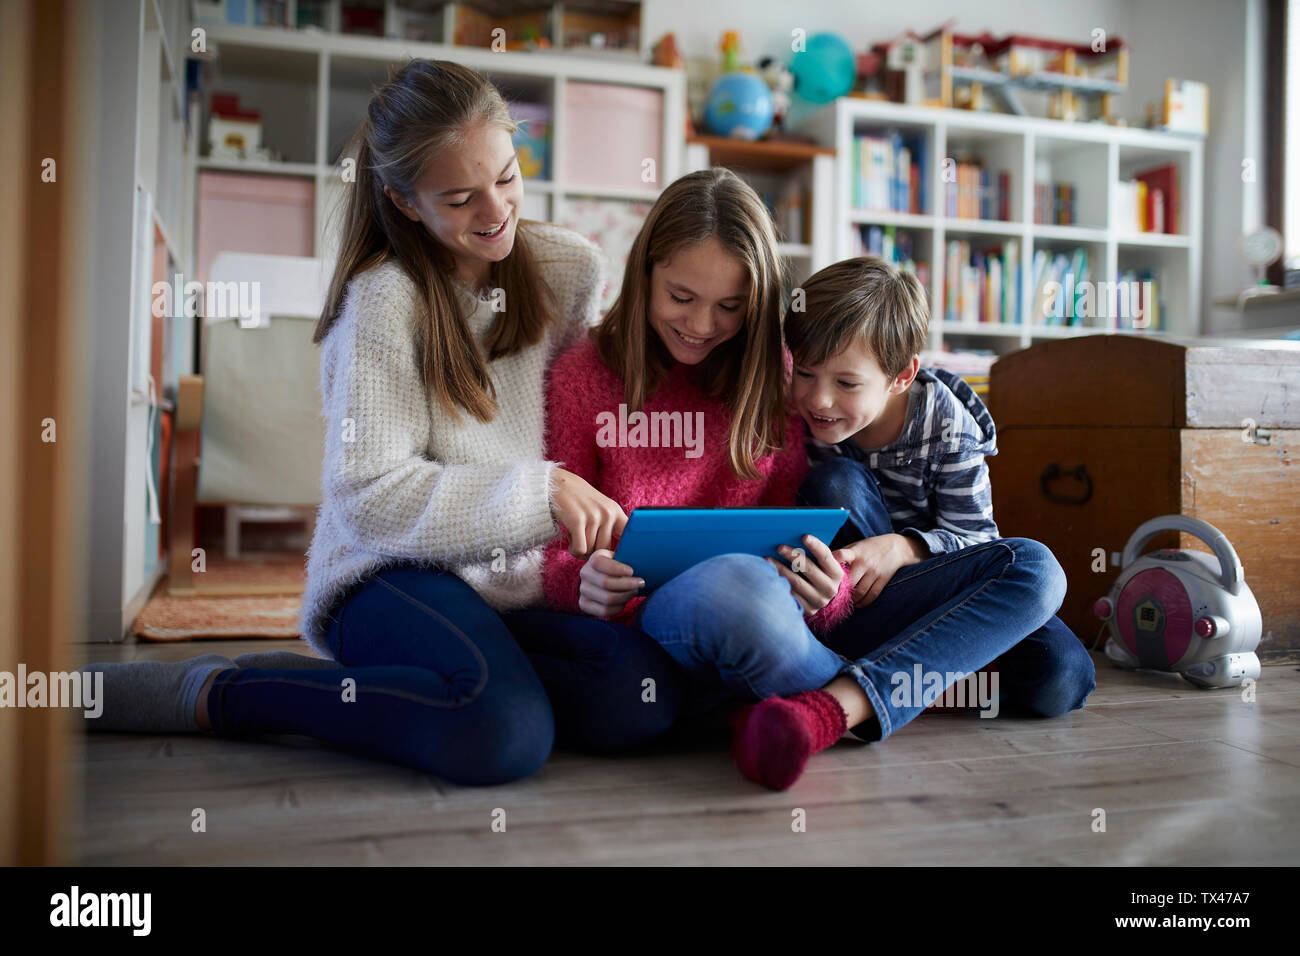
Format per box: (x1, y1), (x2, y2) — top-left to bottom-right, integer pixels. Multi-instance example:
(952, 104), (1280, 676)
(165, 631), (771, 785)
(681, 135), (835, 283)
(194, 22), (685, 272)
(801, 98), (1205, 356)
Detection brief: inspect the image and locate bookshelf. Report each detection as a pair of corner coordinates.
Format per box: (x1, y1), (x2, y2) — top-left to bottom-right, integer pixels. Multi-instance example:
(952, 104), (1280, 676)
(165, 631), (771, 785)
(681, 135), (835, 283)
(799, 98), (1205, 357)
(190, 22), (685, 302)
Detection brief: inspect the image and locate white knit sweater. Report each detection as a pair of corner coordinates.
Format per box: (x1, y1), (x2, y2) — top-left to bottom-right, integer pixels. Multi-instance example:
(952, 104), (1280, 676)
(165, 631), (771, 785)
(298, 222), (604, 656)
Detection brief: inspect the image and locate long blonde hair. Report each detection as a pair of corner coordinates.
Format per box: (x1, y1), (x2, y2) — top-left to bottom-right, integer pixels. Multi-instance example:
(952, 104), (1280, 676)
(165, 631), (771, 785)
(314, 58), (558, 423)
(593, 168), (789, 480)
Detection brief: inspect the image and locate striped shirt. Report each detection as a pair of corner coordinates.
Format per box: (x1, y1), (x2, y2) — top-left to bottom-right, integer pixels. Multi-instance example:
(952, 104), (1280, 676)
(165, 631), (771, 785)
(808, 368), (999, 554)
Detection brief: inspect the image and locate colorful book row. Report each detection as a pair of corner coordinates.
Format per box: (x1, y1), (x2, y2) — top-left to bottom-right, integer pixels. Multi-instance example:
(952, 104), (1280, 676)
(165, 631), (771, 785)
(1115, 163), (1179, 234)
(851, 130), (929, 214)
(852, 225), (931, 295)
(1033, 181), (1077, 226)
(944, 239), (1020, 325)
(945, 163), (1011, 221)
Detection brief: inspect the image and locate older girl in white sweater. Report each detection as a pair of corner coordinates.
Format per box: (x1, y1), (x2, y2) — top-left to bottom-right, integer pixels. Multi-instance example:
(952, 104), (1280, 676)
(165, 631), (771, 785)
(78, 59), (686, 785)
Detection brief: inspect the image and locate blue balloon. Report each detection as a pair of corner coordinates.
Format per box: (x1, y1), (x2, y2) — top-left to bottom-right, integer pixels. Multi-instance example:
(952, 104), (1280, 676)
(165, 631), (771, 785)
(790, 33), (856, 103)
(704, 72), (775, 140)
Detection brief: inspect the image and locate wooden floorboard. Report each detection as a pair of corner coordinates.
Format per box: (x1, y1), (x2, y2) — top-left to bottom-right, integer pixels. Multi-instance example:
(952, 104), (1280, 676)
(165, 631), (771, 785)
(69, 639), (1300, 865)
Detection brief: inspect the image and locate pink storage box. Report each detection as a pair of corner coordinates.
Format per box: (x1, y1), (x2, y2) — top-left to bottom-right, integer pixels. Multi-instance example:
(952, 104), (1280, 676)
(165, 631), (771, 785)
(563, 82), (663, 192)
(196, 172), (315, 283)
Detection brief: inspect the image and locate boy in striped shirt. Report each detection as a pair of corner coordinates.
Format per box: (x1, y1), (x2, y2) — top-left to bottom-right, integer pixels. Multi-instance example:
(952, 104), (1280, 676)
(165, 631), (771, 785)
(787, 256), (1000, 606)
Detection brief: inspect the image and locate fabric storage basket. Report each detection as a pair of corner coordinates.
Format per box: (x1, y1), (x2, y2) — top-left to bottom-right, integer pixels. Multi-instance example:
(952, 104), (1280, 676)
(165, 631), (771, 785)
(562, 81), (663, 192)
(988, 334), (1300, 661)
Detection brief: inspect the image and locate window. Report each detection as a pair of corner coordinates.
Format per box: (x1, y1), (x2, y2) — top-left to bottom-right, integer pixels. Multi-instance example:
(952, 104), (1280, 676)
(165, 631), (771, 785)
(1287, 0), (1300, 260)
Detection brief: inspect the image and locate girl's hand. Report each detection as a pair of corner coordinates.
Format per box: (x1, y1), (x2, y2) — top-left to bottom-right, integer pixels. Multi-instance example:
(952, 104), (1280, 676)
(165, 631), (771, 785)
(765, 533), (845, 617)
(578, 549), (645, 618)
(551, 468), (627, 559)
(832, 533), (927, 607)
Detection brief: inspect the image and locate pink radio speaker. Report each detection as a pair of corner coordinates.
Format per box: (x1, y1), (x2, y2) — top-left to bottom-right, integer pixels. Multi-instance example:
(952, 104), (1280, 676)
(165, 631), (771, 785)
(1094, 515), (1262, 688)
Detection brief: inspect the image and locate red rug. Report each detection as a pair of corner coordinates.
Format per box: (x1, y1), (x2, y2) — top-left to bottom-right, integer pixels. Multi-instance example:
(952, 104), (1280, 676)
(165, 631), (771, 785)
(134, 552), (306, 642)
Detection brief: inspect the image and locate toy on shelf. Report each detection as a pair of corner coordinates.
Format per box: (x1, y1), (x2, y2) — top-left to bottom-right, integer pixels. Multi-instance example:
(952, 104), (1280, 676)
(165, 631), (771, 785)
(861, 24), (1130, 123)
(705, 72), (774, 141)
(999, 34), (1130, 122)
(789, 32), (856, 104)
(507, 25), (552, 51)
(756, 56), (794, 131)
(703, 32), (774, 141)
(851, 48), (889, 100)
(874, 29), (931, 106)
(1156, 78), (1209, 134)
(651, 32), (684, 69)
(719, 30), (742, 73)
(208, 92), (271, 161)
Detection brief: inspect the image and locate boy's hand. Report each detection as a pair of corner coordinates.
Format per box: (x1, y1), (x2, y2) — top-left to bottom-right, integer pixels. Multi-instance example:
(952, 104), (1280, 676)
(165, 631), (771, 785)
(578, 549), (645, 618)
(766, 534), (845, 617)
(832, 533), (928, 607)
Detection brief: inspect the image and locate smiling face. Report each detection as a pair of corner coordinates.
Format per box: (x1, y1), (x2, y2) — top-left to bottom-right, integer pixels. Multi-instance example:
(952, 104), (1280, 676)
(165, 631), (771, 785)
(647, 236), (749, 365)
(792, 339), (914, 446)
(384, 121), (523, 288)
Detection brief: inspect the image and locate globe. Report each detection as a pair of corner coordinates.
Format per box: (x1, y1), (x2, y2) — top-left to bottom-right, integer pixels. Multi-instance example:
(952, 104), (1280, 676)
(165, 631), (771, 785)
(704, 72), (775, 140)
(790, 33), (856, 104)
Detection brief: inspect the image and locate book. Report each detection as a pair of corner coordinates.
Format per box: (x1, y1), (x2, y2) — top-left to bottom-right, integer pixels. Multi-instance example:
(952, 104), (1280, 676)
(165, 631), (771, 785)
(1135, 164), (1179, 234)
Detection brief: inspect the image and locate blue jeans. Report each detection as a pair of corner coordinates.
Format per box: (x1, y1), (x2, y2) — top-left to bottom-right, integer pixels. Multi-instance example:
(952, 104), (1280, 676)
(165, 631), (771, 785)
(637, 553), (848, 715)
(207, 564), (686, 786)
(799, 458), (1097, 741)
(796, 455), (896, 546)
(630, 459), (897, 717)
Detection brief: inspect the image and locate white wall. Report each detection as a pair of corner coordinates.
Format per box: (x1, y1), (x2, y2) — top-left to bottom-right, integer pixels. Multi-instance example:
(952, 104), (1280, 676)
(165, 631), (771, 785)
(1127, 0), (1260, 333)
(643, 0), (1265, 334)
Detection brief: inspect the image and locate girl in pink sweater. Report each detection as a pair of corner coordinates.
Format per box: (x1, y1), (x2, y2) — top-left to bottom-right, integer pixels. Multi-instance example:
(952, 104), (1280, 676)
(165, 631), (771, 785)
(542, 168), (867, 786)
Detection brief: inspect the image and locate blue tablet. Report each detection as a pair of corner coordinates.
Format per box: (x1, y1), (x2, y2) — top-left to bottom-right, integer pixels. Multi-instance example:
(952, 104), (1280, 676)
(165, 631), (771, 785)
(611, 506), (851, 592)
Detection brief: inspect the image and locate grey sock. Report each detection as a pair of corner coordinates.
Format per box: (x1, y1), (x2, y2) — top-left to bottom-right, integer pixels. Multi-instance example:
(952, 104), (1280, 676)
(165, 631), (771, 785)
(232, 650), (341, 670)
(79, 653), (235, 733)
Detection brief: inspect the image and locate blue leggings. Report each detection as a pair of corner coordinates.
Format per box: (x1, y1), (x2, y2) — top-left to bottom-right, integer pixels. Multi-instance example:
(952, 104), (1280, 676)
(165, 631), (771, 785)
(206, 564), (687, 786)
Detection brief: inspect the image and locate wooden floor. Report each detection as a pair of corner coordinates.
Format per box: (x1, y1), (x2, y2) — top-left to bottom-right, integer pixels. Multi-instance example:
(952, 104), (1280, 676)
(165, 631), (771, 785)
(70, 638), (1300, 865)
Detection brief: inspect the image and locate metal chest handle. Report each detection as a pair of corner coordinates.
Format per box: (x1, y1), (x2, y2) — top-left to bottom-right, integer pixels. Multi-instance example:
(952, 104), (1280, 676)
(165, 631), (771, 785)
(1040, 463), (1093, 504)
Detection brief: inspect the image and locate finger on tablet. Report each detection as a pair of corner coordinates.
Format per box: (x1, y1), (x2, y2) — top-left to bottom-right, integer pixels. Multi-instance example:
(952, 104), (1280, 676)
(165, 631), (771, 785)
(802, 534), (836, 564)
(590, 550), (635, 577)
(767, 557), (814, 601)
(600, 573), (645, 593)
(780, 544), (831, 589)
(805, 536), (846, 580)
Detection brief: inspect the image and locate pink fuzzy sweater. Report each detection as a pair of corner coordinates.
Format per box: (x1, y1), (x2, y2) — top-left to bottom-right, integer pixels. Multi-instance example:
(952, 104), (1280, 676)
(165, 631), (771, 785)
(541, 337), (856, 633)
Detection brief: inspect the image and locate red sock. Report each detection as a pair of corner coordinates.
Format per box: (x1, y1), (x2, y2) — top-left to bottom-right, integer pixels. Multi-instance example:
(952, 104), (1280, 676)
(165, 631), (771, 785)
(730, 690), (848, 791)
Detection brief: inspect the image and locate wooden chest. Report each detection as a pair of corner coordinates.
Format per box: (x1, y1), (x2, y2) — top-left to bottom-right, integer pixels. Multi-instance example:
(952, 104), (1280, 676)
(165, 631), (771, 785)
(987, 335), (1300, 662)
